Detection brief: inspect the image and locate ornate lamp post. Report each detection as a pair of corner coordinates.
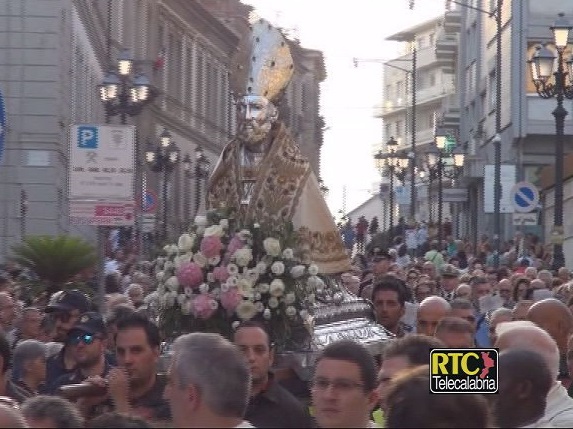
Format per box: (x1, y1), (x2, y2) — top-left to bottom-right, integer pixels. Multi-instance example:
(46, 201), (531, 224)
(528, 13), (573, 270)
(425, 128), (466, 250)
(145, 129), (181, 243)
(97, 49), (158, 125)
(182, 146), (211, 225)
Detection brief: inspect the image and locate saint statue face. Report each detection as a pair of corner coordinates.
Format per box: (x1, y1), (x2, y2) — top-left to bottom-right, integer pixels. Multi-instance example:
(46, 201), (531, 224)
(237, 95), (277, 148)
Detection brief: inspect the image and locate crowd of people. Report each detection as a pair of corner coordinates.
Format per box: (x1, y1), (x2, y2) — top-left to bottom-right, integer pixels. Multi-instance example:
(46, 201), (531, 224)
(0, 225), (570, 427)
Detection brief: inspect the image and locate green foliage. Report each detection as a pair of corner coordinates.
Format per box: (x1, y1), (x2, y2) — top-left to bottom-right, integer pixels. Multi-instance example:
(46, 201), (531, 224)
(11, 235), (97, 288)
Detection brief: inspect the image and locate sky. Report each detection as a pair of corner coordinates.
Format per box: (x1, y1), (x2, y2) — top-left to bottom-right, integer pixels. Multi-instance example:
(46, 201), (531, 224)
(240, 0), (445, 217)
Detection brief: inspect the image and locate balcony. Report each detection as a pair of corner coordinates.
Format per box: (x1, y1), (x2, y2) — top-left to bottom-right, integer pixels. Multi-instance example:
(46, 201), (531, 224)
(435, 33), (458, 73)
(442, 9), (462, 34)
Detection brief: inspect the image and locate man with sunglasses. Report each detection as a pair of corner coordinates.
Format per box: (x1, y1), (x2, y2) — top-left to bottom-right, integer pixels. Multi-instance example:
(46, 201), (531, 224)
(358, 248), (392, 299)
(50, 312), (111, 393)
(43, 290), (92, 393)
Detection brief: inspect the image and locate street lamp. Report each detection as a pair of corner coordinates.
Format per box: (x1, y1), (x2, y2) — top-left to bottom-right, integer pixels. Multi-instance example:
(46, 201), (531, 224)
(145, 129), (181, 243)
(528, 12), (573, 271)
(182, 146), (211, 225)
(425, 130), (465, 251)
(97, 49), (158, 125)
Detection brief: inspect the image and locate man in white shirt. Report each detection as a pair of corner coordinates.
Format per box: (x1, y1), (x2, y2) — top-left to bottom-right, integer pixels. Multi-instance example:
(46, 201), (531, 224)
(496, 321), (573, 427)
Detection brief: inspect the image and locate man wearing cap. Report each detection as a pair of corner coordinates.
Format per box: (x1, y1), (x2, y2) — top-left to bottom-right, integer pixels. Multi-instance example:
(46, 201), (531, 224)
(50, 312), (112, 393)
(439, 264), (460, 302)
(358, 248), (391, 299)
(43, 290), (92, 392)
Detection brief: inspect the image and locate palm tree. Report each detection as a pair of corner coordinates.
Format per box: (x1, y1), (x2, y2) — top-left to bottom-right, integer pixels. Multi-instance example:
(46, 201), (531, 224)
(11, 235), (97, 295)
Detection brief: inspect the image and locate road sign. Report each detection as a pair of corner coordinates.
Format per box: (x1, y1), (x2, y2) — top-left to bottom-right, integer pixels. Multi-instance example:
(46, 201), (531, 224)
(69, 201), (135, 226)
(484, 164), (516, 213)
(69, 124), (135, 200)
(513, 212), (538, 226)
(510, 181), (539, 213)
(0, 88), (5, 164)
(142, 189), (158, 213)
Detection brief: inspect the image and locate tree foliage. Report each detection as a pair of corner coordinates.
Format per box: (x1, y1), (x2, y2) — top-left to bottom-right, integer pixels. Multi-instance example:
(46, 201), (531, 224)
(11, 235), (97, 289)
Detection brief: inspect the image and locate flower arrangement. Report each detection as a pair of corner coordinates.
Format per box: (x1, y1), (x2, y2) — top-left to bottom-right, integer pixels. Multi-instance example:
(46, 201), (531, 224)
(154, 211), (331, 351)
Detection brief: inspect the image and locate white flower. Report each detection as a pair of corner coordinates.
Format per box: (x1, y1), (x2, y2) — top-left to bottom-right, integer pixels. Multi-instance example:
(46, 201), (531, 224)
(228, 275), (238, 287)
(282, 248), (294, 259)
(238, 278), (254, 297)
(236, 300), (257, 320)
(307, 275), (322, 289)
(263, 308), (272, 320)
(271, 261), (285, 276)
(219, 218), (229, 229)
(156, 271), (166, 282)
(165, 276), (180, 293)
(163, 245), (172, 255)
(253, 223), (260, 228)
(193, 252), (208, 268)
(184, 286), (194, 298)
(308, 264), (319, 276)
(227, 264), (239, 276)
(284, 293), (296, 305)
(268, 297), (279, 308)
(263, 237), (281, 257)
(232, 320), (240, 330)
(270, 279), (285, 297)
(255, 301), (264, 312)
(286, 306), (297, 318)
(174, 254), (192, 269)
(204, 225), (224, 237)
(220, 283), (230, 293)
(164, 261), (174, 272)
(256, 262), (268, 274)
(178, 233), (195, 251)
(209, 299), (219, 310)
(177, 294), (187, 306)
(257, 283), (270, 294)
(195, 215), (207, 227)
(208, 255), (221, 266)
(199, 283), (209, 294)
(238, 229), (251, 240)
(290, 265), (306, 278)
(234, 248), (253, 267)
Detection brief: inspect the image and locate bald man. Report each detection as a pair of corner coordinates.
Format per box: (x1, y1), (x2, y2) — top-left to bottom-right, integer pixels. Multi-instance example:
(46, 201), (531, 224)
(528, 298), (573, 386)
(488, 307), (512, 346)
(558, 267), (571, 284)
(416, 296), (450, 336)
(496, 321), (573, 427)
(496, 278), (513, 308)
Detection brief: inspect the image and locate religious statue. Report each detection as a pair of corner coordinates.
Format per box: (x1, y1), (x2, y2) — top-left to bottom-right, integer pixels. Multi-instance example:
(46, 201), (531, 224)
(208, 18), (351, 275)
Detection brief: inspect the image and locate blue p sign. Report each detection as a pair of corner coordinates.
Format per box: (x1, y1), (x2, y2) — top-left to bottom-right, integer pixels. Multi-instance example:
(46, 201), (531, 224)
(77, 126), (98, 149)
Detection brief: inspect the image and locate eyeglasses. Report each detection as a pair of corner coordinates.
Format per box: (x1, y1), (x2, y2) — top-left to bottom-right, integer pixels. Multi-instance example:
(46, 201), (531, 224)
(69, 333), (101, 346)
(311, 377), (364, 392)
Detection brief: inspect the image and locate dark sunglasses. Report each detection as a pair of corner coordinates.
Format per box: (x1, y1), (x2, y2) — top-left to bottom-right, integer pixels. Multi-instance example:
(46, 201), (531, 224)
(69, 333), (101, 346)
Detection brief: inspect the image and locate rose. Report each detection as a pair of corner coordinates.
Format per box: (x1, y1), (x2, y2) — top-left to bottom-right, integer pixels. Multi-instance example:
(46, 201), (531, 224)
(208, 256), (221, 266)
(176, 262), (204, 288)
(282, 248), (294, 259)
(246, 269), (259, 283)
(165, 276), (180, 293)
(204, 225), (224, 238)
(236, 300), (257, 320)
(255, 301), (264, 312)
(268, 297), (279, 308)
(200, 235), (223, 258)
(163, 245), (177, 256)
(174, 254), (192, 269)
(193, 252), (208, 268)
(284, 293), (296, 305)
(194, 215), (207, 227)
(263, 237), (281, 257)
(270, 279), (285, 297)
(234, 248), (253, 267)
(198, 283), (209, 294)
(257, 283), (270, 294)
(238, 278), (254, 298)
(191, 294), (216, 320)
(290, 265), (305, 278)
(220, 287), (238, 313)
(213, 266), (230, 283)
(178, 233), (195, 251)
(308, 264), (319, 276)
(227, 264), (239, 276)
(271, 261), (285, 276)
(256, 262), (268, 274)
(238, 229), (252, 241)
(227, 235), (244, 257)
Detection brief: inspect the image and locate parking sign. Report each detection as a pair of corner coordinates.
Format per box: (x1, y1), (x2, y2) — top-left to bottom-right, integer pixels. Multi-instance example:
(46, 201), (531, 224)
(77, 126), (98, 149)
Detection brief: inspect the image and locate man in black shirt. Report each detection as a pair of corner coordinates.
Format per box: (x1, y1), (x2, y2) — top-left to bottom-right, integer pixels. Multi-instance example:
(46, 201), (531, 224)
(234, 321), (312, 428)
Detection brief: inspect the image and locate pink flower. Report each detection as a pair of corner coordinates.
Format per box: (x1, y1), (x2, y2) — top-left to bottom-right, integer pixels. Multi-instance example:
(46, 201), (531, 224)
(227, 235), (244, 257)
(176, 262), (204, 289)
(220, 287), (242, 312)
(192, 294), (216, 320)
(200, 235), (223, 259)
(213, 266), (230, 283)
